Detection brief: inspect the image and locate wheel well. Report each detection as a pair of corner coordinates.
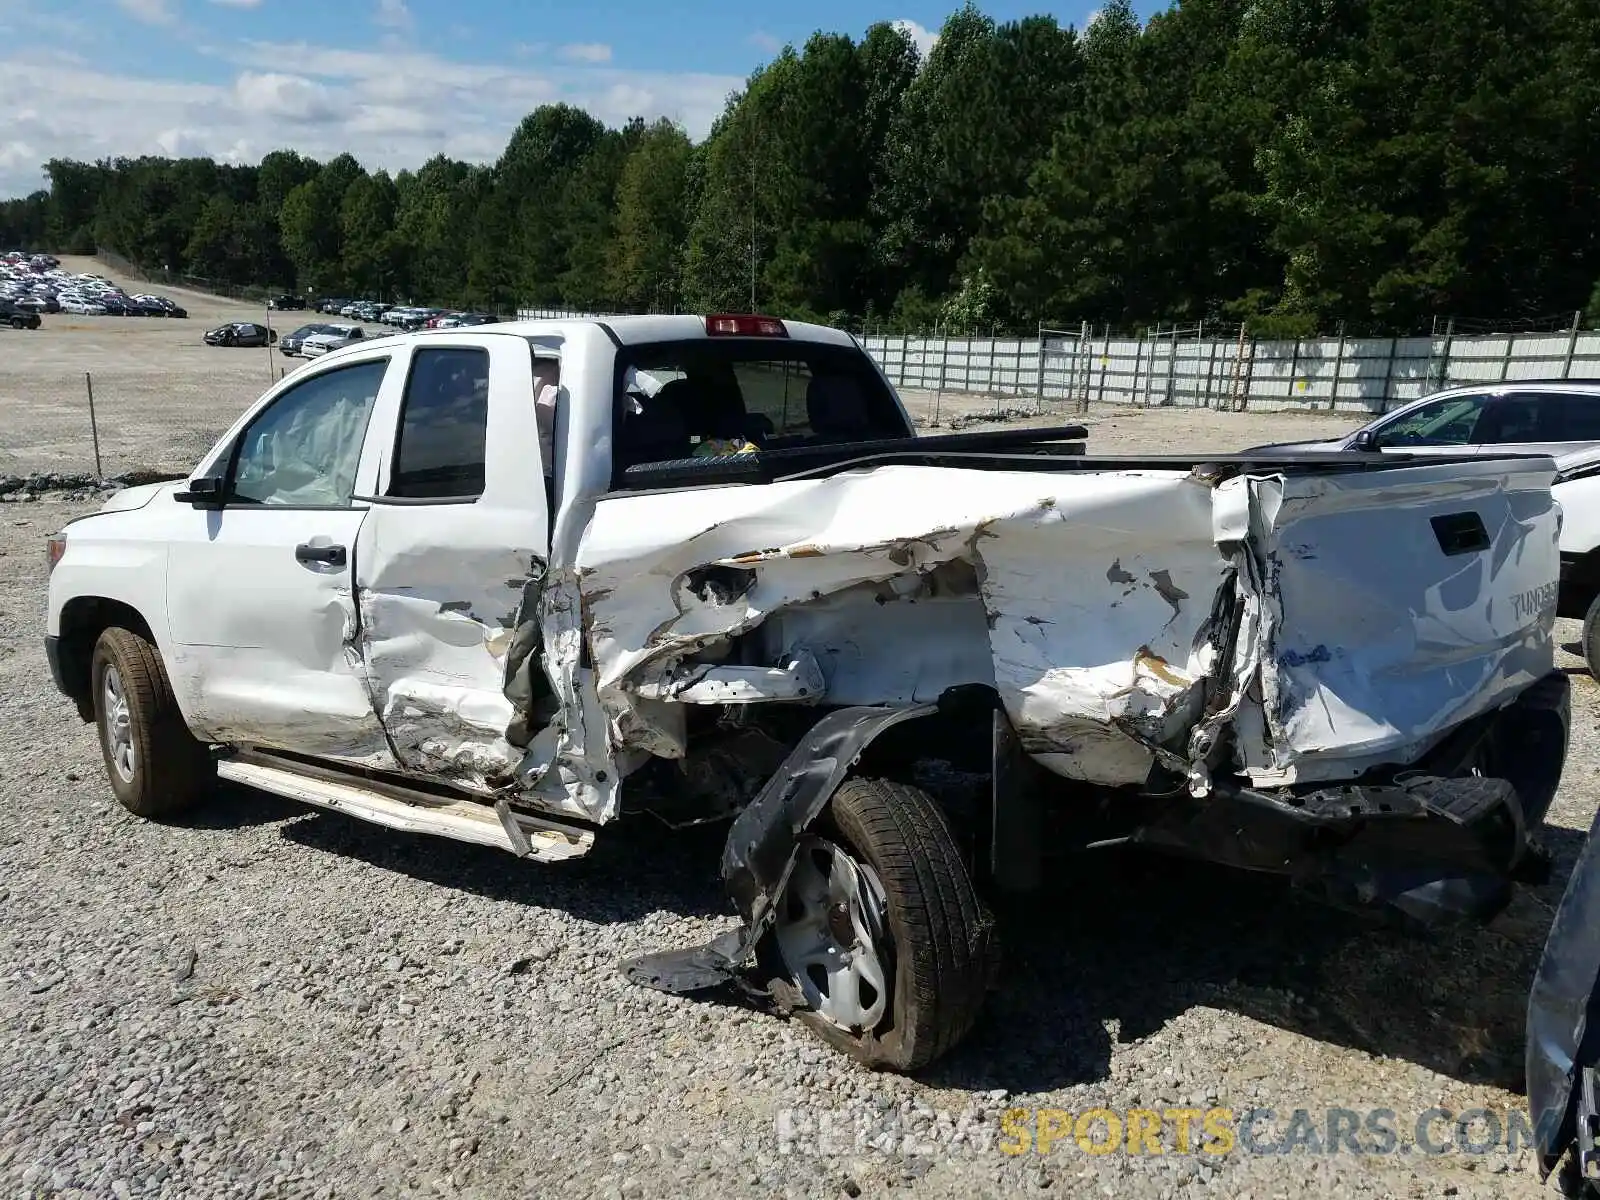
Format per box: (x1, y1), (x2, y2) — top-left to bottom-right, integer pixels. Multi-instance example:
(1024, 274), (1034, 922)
(56, 597), (155, 721)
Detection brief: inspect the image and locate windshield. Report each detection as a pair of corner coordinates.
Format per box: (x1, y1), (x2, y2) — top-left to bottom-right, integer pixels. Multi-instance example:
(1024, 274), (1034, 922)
(612, 338), (909, 477)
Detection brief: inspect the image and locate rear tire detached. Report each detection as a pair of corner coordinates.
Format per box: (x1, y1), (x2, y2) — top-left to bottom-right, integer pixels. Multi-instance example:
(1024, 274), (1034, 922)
(91, 627), (213, 818)
(770, 776), (999, 1071)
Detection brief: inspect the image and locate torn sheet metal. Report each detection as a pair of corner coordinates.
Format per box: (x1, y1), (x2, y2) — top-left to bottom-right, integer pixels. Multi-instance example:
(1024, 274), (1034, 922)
(353, 507), (543, 791)
(573, 456), (1561, 792)
(576, 465), (1229, 787)
(1224, 462), (1561, 782)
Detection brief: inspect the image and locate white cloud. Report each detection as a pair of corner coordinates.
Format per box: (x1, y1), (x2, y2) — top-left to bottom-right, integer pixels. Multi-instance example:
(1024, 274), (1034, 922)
(1084, 8), (1104, 26)
(209, 0), (264, 7)
(560, 42), (612, 64)
(155, 128), (212, 157)
(234, 71), (339, 123)
(374, 0), (410, 31)
(115, 0), (178, 25)
(0, 41), (744, 197)
(890, 18), (938, 57)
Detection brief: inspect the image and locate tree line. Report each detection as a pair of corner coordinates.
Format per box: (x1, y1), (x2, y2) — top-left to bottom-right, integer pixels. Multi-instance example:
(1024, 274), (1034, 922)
(2, 0), (1597, 335)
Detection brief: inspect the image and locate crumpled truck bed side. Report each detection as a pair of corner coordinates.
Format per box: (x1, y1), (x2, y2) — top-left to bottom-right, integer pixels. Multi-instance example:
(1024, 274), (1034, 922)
(565, 456), (1558, 812)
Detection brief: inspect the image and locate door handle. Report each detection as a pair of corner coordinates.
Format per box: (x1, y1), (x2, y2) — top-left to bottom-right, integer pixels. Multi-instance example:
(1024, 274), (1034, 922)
(294, 542), (347, 566)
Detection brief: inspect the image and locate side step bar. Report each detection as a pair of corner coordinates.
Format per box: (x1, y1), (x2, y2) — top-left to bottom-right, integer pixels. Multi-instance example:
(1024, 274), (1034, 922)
(215, 756), (594, 863)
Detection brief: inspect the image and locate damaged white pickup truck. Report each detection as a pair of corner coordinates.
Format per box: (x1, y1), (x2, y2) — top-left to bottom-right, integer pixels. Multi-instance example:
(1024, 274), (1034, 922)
(41, 314), (1596, 1168)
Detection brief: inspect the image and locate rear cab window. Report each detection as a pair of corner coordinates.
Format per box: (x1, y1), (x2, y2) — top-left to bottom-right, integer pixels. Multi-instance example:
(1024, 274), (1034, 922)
(610, 337), (909, 487)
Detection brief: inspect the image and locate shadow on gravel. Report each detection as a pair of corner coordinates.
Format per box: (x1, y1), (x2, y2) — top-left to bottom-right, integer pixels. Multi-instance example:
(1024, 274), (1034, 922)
(222, 778), (1581, 1096)
(167, 780), (300, 829)
(276, 805), (733, 923)
(924, 832), (1587, 1097)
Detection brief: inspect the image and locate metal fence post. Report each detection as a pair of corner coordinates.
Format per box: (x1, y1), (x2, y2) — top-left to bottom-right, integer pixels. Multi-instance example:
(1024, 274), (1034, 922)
(1171, 321), (1184, 406)
(1330, 322), (1346, 411)
(1093, 325), (1105, 409)
(1035, 325), (1049, 410)
(1564, 311), (1582, 378)
(1500, 333), (1514, 381)
(1241, 334), (1257, 411)
(1382, 336), (1400, 413)
(1203, 331), (1220, 409)
(934, 329), (948, 425)
(1287, 337), (1301, 400)
(1128, 330), (1142, 407)
(1434, 318), (1455, 392)
(85, 372), (102, 479)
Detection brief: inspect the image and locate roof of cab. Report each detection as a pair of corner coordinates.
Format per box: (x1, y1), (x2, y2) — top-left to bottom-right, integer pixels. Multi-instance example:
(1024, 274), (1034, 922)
(428, 313), (860, 348)
(303, 314), (862, 370)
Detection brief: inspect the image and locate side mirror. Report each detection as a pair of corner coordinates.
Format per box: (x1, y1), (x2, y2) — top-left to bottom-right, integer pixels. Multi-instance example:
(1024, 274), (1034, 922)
(1352, 428), (1379, 452)
(174, 476), (226, 507)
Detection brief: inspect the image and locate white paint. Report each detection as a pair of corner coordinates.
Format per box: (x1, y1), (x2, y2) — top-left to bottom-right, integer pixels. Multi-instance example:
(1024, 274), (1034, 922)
(577, 457), (1560, 790)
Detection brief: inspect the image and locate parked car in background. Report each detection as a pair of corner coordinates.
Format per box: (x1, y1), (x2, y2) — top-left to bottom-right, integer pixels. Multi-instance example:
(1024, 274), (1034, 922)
(203, 322), (276, 347)
(298, 325), (365, 357)
(1245, 380), (1600, 682)
(269, 294), (306, 310)
(1245, 380), (1600, 458)
(280, 323), (340, 357)
(0, 299), (40, 329)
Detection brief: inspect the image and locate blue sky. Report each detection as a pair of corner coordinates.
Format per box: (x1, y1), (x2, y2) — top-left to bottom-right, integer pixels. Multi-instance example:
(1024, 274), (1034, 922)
(0, 0), (1158, 198)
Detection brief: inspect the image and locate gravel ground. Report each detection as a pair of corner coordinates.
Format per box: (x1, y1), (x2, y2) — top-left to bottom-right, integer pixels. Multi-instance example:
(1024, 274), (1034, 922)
(1, 262), (1592, 1199)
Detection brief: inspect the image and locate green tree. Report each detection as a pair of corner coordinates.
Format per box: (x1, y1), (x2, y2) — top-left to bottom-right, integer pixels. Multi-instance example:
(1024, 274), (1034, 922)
(608, 120), (694, 311)
(340, 170), (398, 296)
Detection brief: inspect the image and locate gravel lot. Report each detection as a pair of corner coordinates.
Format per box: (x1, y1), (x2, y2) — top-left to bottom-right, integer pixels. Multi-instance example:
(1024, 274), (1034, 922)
(1, 261), (1593, 1199)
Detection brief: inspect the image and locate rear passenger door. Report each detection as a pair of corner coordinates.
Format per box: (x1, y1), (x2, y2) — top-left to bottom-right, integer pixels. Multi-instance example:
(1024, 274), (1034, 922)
(351, 335), (552, 790)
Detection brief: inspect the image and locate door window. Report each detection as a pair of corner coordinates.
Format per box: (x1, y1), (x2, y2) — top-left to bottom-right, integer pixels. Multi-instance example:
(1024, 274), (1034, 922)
(1373, 393), (1492, 447)
(1478, 393), (1557, 443)
(389, 347), (491, 498)
(1492, 391), (1600, 443)
(228, 358), (388, 506)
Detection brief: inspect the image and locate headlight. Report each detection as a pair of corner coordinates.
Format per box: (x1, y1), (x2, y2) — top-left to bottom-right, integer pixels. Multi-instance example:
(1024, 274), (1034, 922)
(46, 532), (66, 574)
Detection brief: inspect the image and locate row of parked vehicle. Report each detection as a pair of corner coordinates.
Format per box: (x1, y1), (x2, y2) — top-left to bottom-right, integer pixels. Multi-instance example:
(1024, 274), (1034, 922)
(2, 251), (188, 318)
(315, 296), (497, 330)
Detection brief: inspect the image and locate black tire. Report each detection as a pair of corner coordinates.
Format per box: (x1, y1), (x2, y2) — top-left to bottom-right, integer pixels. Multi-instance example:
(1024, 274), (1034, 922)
(1584, 592), (1600, 680)
(773, 776), (998, 1071)
(90, 627), (213, 818)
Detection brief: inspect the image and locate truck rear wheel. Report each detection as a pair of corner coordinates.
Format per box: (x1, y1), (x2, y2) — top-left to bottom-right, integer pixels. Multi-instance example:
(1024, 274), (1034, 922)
(769, 776), (997, 1071)
(91, 627), (213, 818)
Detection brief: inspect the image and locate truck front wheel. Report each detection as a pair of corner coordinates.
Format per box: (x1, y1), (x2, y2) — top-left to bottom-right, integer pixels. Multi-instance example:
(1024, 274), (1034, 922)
(91, 627), (213, 818)
(770, 776), (998, 1071)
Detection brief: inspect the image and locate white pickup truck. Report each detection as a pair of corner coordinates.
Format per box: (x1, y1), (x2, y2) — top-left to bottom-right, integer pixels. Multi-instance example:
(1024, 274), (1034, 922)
(39, 314), (1597, 1169)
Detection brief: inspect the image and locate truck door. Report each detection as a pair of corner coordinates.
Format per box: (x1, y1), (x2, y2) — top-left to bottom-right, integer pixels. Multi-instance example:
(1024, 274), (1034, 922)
(351, 334), (552, 791)
(164, 352), (399, 767)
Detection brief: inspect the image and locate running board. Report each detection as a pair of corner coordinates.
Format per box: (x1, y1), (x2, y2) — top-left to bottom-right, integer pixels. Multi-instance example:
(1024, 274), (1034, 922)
(215, 757), (594, 863)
